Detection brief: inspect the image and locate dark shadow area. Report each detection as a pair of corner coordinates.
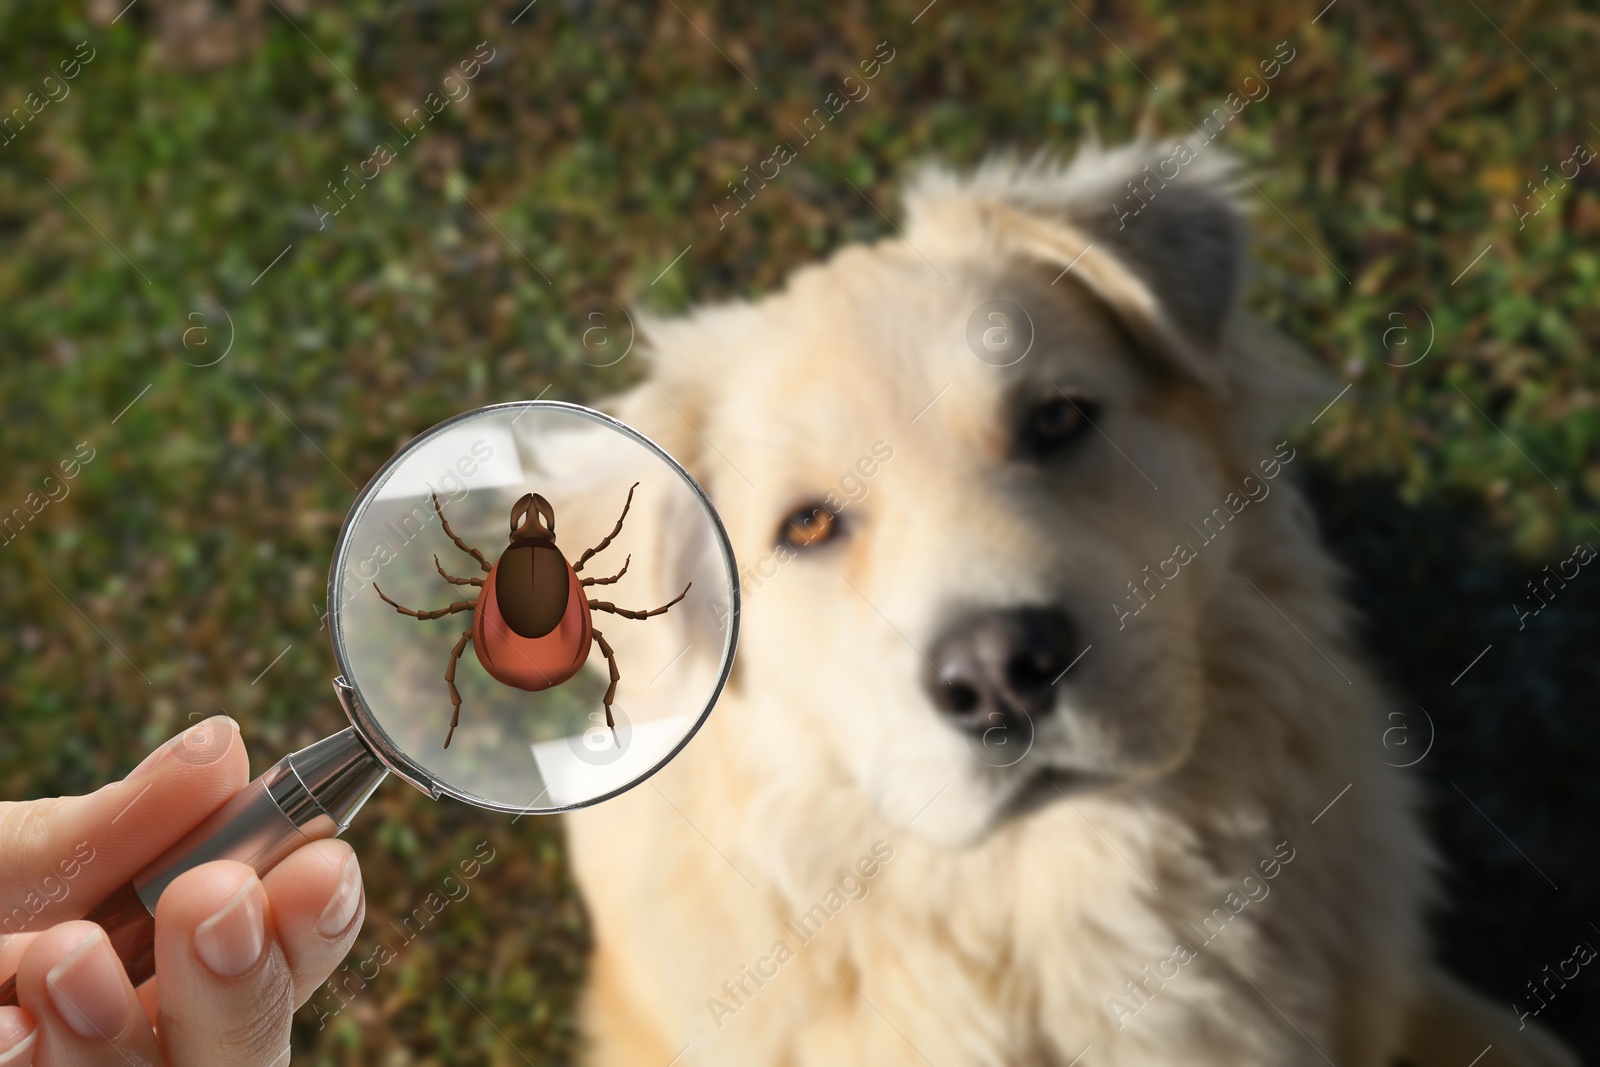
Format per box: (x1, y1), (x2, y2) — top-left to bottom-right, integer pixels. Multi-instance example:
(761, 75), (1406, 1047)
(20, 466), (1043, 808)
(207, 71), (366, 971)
(1305, 462), (1599, 1057)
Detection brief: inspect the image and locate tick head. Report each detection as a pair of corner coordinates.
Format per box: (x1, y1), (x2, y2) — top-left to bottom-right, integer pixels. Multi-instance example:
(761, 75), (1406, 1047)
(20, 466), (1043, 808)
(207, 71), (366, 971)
(509, 492), (557, 544)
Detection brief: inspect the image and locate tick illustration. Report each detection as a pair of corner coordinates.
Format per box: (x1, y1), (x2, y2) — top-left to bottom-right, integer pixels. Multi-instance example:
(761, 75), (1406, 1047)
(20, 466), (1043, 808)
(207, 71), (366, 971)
(374, 483), (689, 747)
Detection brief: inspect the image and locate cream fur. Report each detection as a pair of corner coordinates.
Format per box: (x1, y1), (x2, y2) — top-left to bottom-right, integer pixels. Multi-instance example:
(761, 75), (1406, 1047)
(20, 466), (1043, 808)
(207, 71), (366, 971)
(557, 142), (1578, 1067)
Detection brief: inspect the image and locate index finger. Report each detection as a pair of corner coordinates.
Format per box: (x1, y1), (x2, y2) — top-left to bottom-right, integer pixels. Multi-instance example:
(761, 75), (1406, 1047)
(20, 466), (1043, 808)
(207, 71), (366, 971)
(0, 716), (249, 941)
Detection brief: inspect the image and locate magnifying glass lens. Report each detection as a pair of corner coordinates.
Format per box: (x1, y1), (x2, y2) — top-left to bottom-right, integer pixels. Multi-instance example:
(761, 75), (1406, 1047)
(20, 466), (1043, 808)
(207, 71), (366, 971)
(328, 402), (738, 813)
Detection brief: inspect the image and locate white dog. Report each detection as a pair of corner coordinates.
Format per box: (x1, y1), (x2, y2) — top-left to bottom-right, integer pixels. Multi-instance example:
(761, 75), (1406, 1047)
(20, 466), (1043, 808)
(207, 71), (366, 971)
(559, 141), (1578, 1067)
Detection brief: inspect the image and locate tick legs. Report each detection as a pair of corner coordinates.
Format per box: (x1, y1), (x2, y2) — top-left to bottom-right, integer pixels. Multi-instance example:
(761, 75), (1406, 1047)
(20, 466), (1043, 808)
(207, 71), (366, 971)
(581, 554), (631, 587)
(443, 629), (472, 748)
(588, 581), (691, 621)
(592, 629), (621, 738)
(574, 482), (638, 573)
(433, 492), (492, 573)
(374, 585), (476, 620)
(371, 586), (474, 746)
(435, 554), (484, 587)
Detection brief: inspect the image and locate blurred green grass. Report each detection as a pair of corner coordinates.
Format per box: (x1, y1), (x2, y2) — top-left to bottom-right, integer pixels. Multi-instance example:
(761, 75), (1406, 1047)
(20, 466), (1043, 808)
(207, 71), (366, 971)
(0, 1), (1596, 1062)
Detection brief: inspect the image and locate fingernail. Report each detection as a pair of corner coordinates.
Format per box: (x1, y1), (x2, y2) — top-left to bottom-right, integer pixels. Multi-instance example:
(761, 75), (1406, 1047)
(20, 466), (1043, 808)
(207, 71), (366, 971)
(316, 853), (364, 938)
(194, 877), (265, 978)
(46, 930), (130, 1040)
(0, 1031), (34, 1067)
(0, 1007), (37, 1067)
(129, 714), (239, 780)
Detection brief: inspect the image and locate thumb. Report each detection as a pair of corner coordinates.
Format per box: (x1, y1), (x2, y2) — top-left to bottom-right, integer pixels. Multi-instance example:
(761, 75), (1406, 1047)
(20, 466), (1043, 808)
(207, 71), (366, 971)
(0, 715), (249, 937)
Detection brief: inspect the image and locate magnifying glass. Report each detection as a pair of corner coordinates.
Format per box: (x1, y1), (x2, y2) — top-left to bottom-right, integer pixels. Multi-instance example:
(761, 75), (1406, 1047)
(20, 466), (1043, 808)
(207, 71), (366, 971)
(0, 399), (740, 1004)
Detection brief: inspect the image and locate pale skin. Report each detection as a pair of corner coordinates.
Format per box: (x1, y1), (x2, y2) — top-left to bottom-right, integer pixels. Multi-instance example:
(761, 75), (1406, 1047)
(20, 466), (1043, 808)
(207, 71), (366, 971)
(0, 715), (366, 1066)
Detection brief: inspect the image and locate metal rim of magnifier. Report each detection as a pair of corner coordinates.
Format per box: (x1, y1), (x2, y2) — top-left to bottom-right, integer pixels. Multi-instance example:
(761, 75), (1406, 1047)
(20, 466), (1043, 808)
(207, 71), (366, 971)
(326, 399), (742, 815)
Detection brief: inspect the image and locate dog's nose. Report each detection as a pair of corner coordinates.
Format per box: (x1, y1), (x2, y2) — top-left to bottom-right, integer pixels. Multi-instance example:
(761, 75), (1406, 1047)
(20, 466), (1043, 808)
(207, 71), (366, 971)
(924, 608), (1078, 736)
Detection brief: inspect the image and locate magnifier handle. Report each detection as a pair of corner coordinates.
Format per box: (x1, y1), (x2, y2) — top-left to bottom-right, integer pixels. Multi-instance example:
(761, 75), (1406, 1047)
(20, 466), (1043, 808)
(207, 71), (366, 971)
(0, 727), (386, 1006)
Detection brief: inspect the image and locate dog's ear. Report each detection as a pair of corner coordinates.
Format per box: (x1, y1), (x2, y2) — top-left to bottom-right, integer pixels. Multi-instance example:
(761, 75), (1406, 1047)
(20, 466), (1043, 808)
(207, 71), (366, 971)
(508, 368), (735, 713)
(582, 336), (741, 693)
(905, 143), (1247, 392)
(600, 310), (723, 472)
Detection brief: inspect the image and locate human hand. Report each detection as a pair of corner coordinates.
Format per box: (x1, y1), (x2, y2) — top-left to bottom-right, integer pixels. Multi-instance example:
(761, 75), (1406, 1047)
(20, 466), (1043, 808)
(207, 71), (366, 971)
(0, 715), (365, 1065)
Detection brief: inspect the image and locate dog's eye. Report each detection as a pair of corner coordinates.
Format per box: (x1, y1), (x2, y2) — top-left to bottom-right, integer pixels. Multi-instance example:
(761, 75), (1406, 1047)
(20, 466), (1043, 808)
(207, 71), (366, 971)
(778, 503), (839, 550)
(1022, 396), (1096, 456)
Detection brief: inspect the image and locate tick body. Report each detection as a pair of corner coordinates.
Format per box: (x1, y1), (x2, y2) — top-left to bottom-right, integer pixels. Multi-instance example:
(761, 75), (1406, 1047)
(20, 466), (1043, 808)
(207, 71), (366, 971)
(473, 551), (592, 691)
(374, 484), (689, 747)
